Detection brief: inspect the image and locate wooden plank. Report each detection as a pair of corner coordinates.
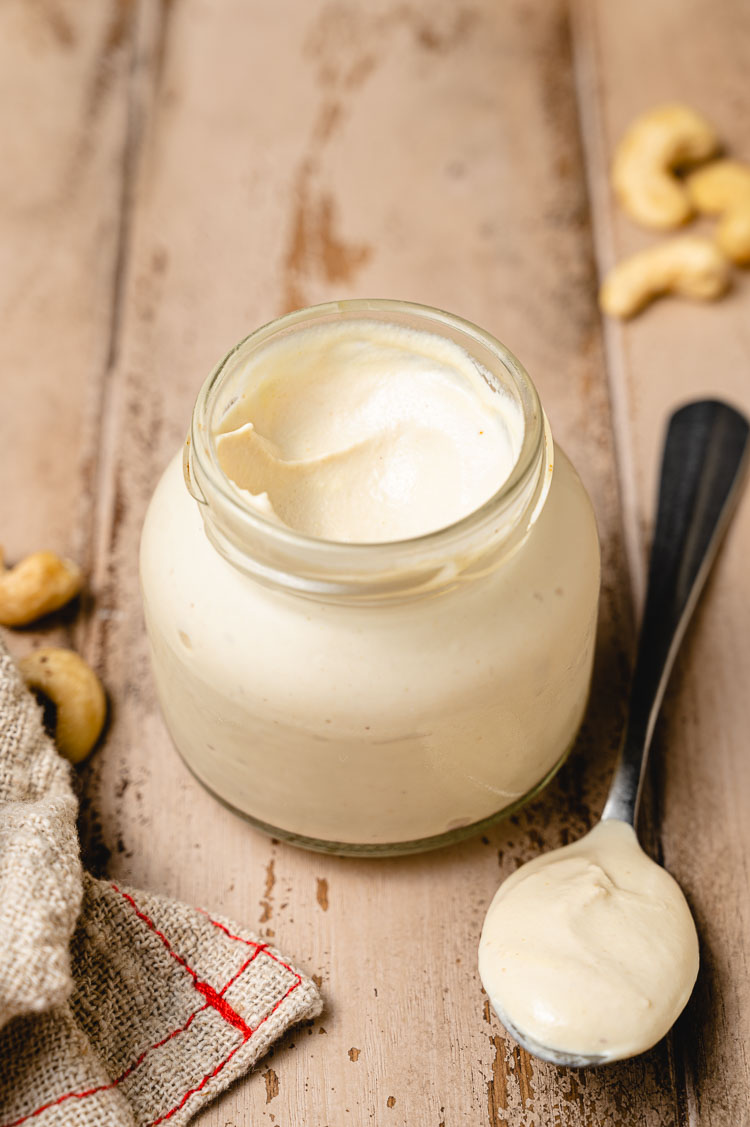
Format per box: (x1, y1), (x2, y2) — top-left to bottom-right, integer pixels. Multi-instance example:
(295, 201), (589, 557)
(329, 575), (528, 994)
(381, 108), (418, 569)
(573, 1), (750, 1123)
(80, 1), (690, 1124)
(0, 0), (134, 556)
(0, 0), (134, 659)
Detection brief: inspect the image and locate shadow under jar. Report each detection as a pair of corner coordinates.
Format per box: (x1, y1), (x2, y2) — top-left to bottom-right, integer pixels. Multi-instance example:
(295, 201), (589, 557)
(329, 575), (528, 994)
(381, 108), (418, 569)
(140, 300), (600, 855)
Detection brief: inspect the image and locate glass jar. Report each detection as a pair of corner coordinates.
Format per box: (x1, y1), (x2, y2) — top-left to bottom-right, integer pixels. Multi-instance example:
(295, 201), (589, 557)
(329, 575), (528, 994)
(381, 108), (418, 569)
(140, 300), (600, 855)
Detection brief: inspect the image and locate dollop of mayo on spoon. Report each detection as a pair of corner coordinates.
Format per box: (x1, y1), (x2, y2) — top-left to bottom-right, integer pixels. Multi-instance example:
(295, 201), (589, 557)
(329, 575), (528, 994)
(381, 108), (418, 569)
(478, 819), (699, 1062)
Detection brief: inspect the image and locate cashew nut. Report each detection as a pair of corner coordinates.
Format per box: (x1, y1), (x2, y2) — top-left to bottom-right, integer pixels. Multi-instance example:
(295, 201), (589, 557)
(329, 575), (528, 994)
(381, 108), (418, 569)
(0, 549), (83, 626)
(612, 104), (720, 229)
(599, 235), (731, 319)
(19, 647), (107, 764)
(686, 159), (750, 264)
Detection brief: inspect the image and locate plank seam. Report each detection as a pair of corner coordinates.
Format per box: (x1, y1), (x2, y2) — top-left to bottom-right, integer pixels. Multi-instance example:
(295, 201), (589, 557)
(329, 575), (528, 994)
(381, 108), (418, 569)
(78, 0), (155, 669)
(567, 0), (645, 616)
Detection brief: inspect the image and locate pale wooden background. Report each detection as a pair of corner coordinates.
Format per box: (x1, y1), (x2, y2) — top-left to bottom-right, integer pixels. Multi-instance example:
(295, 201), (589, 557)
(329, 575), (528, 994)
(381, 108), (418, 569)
(2, 1), (749, 1124)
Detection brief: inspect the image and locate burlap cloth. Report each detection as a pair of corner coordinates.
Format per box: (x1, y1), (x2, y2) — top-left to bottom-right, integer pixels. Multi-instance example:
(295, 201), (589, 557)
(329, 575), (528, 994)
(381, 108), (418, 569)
(0, 637), (322, 1125)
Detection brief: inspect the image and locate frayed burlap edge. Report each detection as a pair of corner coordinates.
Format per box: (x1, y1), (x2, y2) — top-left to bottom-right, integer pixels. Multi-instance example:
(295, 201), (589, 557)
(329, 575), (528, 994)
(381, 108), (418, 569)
(0, 635), (321, 1126)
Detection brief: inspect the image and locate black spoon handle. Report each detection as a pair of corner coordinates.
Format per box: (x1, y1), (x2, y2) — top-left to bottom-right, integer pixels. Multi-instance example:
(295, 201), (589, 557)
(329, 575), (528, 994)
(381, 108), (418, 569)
(602, 399), (749, 826)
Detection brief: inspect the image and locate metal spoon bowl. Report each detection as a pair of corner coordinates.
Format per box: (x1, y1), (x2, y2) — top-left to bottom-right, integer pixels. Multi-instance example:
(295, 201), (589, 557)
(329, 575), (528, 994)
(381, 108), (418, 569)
(488, 1006), (612, 1069)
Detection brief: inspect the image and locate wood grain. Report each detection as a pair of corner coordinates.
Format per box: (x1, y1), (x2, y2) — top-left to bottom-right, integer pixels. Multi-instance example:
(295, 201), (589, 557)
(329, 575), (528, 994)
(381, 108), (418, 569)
(1, 0), (748, 1124)
(0, 0), (134, 658)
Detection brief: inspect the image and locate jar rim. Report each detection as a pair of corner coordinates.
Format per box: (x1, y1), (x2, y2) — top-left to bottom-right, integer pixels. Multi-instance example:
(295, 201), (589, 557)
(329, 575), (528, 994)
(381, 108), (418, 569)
(186, 299), (552, 596)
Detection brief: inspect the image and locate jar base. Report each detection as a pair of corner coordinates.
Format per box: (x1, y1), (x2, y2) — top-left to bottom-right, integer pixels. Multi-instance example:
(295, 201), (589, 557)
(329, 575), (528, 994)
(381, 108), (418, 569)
(179, 740), (575, 857)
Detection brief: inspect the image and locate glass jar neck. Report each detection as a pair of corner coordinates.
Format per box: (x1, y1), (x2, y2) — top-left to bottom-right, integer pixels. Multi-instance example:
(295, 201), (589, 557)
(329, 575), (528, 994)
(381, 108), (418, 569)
(183, 300), (553, 604)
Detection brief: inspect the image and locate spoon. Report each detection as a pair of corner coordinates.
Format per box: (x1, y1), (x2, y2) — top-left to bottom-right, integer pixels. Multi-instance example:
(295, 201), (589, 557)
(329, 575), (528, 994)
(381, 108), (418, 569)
(479, 398), (749, 1068)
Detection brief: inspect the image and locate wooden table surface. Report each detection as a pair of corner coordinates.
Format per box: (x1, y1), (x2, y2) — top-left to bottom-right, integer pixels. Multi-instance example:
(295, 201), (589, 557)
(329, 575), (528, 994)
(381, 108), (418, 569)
(2, 1), (749, 1124)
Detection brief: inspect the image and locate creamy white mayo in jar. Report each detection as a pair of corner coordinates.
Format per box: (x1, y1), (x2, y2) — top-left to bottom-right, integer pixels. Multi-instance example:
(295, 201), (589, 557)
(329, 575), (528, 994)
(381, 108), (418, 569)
(140, 300), (600, 854)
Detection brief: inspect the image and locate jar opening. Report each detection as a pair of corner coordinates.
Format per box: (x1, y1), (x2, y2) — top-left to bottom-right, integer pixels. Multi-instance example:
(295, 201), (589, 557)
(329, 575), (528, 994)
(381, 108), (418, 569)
(185, 300), (552, 600)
